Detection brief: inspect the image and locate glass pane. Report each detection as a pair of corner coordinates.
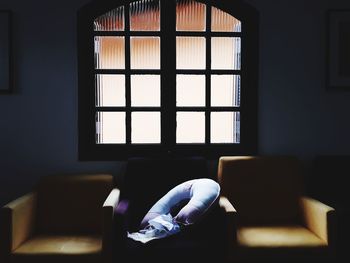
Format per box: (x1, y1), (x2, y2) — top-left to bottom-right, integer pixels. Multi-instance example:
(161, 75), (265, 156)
(95, 75), (125, 107)
(211, 75), (240, 107)
(96, 112), (126, 144)
(176, 75), (205, 106)
(131, 37), (160, 69)
(130, 0), (160, 31)
(211, 6), (241, 32)
(176, 112), (205, 143)
(176, 37), (206, 69)
(176, 0), (206, 31)
(211, 112), (240, 143)
(132, 112), (161, 143)
(211, 37), (240, 70)
(95, 37), (125, 69)
(94, 6), (125, 31)
(131, 75), (160, 106)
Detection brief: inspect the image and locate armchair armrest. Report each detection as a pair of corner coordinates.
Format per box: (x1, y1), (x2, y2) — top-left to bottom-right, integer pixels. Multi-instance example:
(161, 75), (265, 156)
(219, 196), (237, 214)
(113, 199), (130, 247)
(219, 196), (237, 247)
(0, 192), (37, 257)
(102, 188), (120, 261)
(114, 199), (129, 217)
(299, 196), (336, 247)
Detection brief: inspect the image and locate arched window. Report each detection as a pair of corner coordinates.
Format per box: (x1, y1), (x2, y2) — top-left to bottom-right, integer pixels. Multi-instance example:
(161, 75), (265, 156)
(77, 0), (259, 160)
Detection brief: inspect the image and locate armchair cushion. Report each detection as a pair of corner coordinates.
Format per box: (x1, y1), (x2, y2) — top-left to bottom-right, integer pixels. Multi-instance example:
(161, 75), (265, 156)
(218, 156), (304, 225)
(237, 225), (326, 248)
(11, 235), (102, 263)
(12, 235), (102, 255)
(36, 174), (113, 234)
(234, 225), (330, 262)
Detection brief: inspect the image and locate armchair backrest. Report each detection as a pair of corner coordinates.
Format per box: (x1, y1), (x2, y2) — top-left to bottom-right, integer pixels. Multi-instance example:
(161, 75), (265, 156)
(36, 174), (113, 234)
(121, 157), (211, 231)
(218, 156), (304, 225)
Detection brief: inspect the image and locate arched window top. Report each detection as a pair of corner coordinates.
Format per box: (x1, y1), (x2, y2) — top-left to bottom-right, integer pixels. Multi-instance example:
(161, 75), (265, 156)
(94, 6), (125, 31)
(93, 0), (243, 33)
(211, 5), (241, 32)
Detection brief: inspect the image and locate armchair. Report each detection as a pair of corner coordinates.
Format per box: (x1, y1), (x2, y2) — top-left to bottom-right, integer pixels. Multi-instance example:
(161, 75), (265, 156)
(113, 157), (232, 263)
(0, 174), (119, 263)
(218, 156), (336, 262)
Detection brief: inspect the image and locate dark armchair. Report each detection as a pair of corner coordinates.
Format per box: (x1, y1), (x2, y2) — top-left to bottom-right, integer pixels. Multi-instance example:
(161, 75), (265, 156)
(113, 157), (233, 263)
(218, 156), (337, 263)
(0, 174), (119, 263)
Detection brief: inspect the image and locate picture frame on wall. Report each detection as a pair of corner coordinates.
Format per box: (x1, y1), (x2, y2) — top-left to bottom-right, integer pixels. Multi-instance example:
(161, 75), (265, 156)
(0, 10), (13, 94)
(327, 9), (350, 90)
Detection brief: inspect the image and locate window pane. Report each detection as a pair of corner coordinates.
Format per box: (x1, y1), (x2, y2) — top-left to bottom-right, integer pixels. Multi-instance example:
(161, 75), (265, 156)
(211, 6), (241, 32)
(131, 37), (160, 69)
(176, 0), (206, 31)
(96, 112), (126, 144)
(211, 37), (240, 70)
(211, 75), (240, 107)
(211, 112), (240, 143)
(176, 37), (206, 69)
(176, 75), (205, 106)
(130, 0), (160, 31)
(96, 75), (125, 107)
(95, 37), (125, 69)
(132, 112), (161, 143)
(131, 75), (160, 107)
(176, 112), (205, 143)
(94, 6), (124, 31)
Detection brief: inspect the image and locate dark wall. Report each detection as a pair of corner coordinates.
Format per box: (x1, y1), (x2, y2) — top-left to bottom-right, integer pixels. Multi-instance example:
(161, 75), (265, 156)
(0, 0), (350, 206)
(0, 0), (124, 205)
(246, 0), (350, 157)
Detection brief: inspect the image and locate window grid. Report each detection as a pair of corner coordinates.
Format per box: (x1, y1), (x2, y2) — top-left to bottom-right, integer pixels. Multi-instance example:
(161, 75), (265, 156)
(78, 0), (258, 160)
(205, 3), (211, 144)
(93, 1), (242, 145)
(175, 2), (242, 145)
(125, 3), (131, 144)
(94, 2), (162, 145)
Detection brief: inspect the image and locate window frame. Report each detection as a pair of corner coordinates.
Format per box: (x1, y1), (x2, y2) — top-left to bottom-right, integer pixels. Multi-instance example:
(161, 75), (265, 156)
(77, 0), (259, 160)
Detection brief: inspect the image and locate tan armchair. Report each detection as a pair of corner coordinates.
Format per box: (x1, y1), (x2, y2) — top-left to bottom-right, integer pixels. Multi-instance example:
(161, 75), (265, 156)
(218, 156), (336, 262)
(0, 174), (119, 263)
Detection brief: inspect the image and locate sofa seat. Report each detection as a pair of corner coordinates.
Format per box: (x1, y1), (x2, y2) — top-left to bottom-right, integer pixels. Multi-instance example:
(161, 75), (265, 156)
(237, 224), (327, 248)
(10, 234), (102, 263)
(13, 234), (102, 255)
(232, 224), (330, 262)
